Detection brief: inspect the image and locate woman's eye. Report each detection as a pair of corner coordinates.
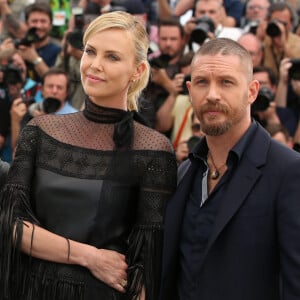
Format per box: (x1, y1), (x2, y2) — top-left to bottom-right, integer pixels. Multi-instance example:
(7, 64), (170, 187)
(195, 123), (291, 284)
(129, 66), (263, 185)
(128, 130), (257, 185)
(108, 54), (120, 61)
(84, 48), (94, 55)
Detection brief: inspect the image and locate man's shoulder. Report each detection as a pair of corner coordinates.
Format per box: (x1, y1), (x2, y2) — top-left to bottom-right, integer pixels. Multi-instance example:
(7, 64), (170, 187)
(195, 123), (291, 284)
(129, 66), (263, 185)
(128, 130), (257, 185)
(218, 26), (244, 41)
(287, 32), (300, 50)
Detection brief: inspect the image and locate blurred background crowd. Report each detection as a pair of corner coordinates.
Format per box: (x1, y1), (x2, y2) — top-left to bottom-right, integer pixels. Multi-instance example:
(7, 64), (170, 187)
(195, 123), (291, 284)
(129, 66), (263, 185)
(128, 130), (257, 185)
(1, 0), (300, 165)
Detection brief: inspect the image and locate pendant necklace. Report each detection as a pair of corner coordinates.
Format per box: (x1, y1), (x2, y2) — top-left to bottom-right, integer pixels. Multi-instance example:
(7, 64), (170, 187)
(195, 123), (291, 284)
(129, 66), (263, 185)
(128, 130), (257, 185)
(208, 151), (226, 180)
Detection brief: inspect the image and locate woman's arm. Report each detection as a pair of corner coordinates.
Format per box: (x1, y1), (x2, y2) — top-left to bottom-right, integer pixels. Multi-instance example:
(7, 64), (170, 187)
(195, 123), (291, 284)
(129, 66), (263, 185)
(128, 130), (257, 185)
(22, 221), (128, 293)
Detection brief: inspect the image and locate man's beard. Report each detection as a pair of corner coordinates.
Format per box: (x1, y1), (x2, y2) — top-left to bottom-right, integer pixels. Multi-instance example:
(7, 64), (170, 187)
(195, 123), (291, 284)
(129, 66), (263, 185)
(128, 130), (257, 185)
(35, 32), (48, 43)
(197, 102), (232, 136)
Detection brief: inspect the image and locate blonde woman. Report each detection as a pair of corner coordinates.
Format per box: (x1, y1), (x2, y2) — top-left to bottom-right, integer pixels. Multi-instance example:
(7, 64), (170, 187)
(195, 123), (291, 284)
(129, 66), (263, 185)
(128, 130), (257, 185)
(0, 11), (177, 300)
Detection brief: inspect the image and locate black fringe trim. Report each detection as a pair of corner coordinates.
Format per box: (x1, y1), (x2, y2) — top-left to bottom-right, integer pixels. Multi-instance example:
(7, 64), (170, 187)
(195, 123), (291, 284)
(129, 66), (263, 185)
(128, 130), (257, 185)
(126, 224), (163, 300)
(0, 184), (85, 300)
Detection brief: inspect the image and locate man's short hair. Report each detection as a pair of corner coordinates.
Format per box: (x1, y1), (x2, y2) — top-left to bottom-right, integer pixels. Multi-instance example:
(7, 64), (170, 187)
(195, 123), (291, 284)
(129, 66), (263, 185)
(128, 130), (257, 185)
(25, 3), (53, 23)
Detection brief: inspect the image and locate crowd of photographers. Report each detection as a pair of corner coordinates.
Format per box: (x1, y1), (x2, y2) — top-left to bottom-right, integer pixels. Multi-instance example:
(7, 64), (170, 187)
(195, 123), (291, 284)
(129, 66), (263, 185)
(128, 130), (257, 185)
(153, 0), (300, 163)
(1, 0), (300, 167)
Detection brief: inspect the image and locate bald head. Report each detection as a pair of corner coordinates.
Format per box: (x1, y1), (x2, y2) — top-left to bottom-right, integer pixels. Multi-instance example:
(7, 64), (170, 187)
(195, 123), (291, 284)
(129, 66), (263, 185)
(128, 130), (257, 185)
(238, 33), (263, 67)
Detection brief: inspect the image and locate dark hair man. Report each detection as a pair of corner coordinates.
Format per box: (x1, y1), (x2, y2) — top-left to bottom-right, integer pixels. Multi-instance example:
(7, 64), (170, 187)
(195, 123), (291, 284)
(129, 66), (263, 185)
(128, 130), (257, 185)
(160, 38), (300, 300)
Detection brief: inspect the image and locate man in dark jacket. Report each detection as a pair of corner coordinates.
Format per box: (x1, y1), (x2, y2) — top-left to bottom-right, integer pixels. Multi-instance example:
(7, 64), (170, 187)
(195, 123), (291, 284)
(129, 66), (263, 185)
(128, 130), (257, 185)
(160, 38), (300, 300)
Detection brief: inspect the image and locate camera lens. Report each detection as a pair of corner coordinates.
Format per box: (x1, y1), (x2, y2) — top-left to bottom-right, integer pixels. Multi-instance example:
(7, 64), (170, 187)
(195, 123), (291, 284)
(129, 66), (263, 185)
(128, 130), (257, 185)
(190, 16), (215, 44)
(251, 86), (274, 112)
(266, 21), (281, 37)
(289, 59), (300, 80)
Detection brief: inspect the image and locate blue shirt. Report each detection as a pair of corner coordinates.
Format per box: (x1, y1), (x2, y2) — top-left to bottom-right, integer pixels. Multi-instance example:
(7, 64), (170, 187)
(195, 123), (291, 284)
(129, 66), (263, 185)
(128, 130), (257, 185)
(56, 102), (78, 115)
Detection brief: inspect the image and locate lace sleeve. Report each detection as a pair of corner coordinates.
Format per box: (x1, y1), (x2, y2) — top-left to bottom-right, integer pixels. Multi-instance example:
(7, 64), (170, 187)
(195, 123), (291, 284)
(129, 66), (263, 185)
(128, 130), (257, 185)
(0, 124), (40, 299)
(126, 150), (177, 300)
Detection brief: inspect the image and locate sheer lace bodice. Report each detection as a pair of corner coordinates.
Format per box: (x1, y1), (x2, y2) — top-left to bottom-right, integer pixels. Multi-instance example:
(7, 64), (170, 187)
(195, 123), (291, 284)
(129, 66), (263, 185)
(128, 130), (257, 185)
(30, 98), (173, 152)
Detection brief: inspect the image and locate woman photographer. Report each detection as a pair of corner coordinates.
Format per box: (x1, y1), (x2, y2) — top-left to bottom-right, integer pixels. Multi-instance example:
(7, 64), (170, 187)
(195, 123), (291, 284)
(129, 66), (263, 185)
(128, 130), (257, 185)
(0, 11), (177, 300)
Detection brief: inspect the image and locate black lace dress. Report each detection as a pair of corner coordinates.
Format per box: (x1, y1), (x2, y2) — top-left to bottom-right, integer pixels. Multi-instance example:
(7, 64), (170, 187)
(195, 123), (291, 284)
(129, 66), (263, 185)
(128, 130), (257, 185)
(0, 99), (177, 300)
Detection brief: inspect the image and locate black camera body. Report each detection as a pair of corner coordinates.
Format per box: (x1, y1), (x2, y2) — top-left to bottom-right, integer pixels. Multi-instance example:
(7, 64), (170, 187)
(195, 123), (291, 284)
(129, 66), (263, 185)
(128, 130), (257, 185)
(247, 20), (259, 35)
(28, 97), (61, 115)
(251, 86), (275, 112)
(14, 27), (40, 48)
(66, 30), (84, 50)
(289, 58), (300, 80)
(0, 63), (23, 85)
(266, 19), (284, 37)
(190, 16), (215, 44)
(149, 54), (172, 69)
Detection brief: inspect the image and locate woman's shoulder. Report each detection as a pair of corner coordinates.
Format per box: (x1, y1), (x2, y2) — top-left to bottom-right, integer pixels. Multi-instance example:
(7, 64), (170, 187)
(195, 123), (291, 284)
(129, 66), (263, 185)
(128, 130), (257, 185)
(29, 112), (81, 127)
(134, 122), (174, 153)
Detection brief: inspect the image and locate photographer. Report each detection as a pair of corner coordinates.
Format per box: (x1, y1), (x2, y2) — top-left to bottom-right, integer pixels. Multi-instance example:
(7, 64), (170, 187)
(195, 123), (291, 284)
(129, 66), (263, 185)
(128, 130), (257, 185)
(183, 0), (243, 50)
(10, 67), (77, 156)
(263, 2), (300, 77)
(144, 18), (186, 129)
(156, 51), (194, 147)
(0, 49), (39, 162)
(175, 112), (204, 164)
(240, 0), (270, 36)
(0, 3), (62, 83)
(252, 65), (298, 137)
(274, 57), (300, 150)
(55, 29), (85, 110)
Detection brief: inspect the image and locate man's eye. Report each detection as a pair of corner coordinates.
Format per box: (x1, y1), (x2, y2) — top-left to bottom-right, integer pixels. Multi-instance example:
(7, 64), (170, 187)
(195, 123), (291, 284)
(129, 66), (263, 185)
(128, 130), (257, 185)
(196, 79), (207, 84)
(223, 80), (233, 85)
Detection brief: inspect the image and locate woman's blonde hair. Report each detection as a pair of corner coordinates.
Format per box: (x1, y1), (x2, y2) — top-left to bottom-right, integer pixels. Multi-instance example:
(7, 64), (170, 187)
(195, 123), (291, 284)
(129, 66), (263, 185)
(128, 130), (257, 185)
(83, 11), (150, 111)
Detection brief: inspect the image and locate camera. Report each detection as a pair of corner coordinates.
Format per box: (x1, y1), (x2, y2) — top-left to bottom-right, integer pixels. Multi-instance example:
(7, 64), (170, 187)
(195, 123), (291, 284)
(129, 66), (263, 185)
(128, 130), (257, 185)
(28, 97), (61, 115)
(13, 27), (40, 48)
(266, 19), (285, 37)
(247, 21), (259, 35)
(66, 30), (84, 50)
(182, 74), (191, 95)
(149, 54), (172, 69)
(190, 16), (215, 44)
(187, 136), (201, 151)
(288, 58), (300, 80)
(251, 86), (275, 112)
(0, 63), (23, 85)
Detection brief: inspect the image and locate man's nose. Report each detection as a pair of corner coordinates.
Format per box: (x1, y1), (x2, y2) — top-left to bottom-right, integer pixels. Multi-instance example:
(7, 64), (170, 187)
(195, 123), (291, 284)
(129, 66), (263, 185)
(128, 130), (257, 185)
(206, 83), (220, 101)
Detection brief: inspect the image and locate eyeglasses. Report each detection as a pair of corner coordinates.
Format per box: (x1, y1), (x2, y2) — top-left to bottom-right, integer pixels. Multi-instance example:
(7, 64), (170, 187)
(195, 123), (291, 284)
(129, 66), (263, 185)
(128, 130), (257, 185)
(247, 5), (268, 11)
(192, 123), (201, 132)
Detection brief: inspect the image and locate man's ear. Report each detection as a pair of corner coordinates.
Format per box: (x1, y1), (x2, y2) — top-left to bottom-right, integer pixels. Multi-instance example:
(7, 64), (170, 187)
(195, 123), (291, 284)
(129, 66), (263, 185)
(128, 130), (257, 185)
(248, 79), (260, 105)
